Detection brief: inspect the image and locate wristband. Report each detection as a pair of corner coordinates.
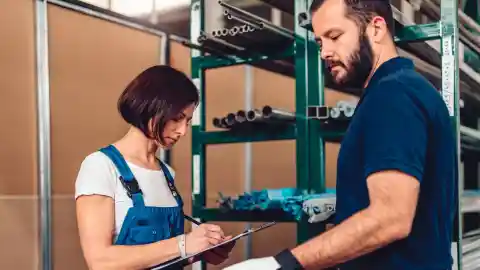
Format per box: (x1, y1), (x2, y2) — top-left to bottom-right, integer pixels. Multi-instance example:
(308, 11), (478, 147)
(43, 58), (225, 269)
(274, 249), (305, 270)
(176, 234), (186, 258)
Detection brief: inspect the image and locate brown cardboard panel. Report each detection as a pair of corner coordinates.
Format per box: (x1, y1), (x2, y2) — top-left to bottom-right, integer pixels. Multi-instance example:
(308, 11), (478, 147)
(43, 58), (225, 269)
(47, 4), (161, 195)
(52, 196), (87, 270)
(0, 0), (37, 195)
(0, 197), (39, 269)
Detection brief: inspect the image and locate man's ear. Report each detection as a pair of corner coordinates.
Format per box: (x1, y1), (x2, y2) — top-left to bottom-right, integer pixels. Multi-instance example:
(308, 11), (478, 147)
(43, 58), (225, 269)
(370, 16), (388, 43)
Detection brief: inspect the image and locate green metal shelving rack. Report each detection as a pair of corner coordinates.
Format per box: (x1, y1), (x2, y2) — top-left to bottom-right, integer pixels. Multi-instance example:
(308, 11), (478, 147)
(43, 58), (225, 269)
(188, 0), (463, 269)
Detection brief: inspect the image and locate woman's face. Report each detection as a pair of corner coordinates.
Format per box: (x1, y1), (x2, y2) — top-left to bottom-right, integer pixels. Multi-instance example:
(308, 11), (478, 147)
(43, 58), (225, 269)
(160, 103), (196, 148)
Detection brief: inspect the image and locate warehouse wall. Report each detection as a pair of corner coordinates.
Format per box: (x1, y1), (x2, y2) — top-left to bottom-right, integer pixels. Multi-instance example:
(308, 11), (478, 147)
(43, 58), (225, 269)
(0, 0), (39, 269)
(47, 4), (162, 270)
(0, 3), (355, 270)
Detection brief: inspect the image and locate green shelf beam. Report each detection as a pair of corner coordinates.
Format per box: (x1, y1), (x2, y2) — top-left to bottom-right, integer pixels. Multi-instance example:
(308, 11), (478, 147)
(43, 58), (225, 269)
(192, 45), (295, 70)
(194, 126), (344, 145)
(192, 208), (297, 222)
(394, 23), (442, 43)
(195, 126), (296, 145)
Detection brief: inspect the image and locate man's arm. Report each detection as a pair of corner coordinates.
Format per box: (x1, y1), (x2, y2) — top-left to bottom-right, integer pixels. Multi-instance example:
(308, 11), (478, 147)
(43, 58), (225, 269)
(291, 170), (419, 269)
(290, 84), (426, 269)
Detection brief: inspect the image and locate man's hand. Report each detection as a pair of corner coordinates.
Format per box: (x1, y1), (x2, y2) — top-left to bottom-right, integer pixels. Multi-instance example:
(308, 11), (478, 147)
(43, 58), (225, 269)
(203, 236), (236, 265)
(222, 257), (280, 270)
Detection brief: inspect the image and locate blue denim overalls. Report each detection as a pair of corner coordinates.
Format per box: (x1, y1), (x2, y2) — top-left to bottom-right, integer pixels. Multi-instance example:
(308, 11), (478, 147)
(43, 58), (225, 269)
(99, 145), (185, 269)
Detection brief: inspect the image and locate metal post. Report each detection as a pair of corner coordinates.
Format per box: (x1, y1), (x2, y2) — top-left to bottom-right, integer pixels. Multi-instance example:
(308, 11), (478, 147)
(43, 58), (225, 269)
(440, 0), (462, 268)
(190, 1), (206, 270)
(158, 33), (171, 164)
(35, 1), (52, 270)
(243, 65), (253, 260)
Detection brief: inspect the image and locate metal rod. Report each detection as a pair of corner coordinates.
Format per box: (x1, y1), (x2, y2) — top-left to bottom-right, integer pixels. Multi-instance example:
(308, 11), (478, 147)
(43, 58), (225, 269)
(224, 10), (262, 30)
(198, 31), (246, 51)
(35, 1), (52, 270)
(218, 0), (295, 36)
(262, 106), (296, 121)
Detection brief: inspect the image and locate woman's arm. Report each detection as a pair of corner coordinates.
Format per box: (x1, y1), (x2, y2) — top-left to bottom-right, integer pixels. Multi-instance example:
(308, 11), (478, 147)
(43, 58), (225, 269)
(76, 194), (180, 270)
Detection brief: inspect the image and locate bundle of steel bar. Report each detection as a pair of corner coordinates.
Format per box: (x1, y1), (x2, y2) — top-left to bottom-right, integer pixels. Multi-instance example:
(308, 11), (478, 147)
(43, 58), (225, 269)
(212, 106), (296, 130)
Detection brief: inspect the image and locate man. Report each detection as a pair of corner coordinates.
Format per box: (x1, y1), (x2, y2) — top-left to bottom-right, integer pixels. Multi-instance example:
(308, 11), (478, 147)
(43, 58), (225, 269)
(224, 0), (458, 269)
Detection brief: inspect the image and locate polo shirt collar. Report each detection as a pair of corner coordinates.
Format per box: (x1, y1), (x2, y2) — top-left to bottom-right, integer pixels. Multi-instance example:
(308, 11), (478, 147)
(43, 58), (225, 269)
(367, 56), (414, 89)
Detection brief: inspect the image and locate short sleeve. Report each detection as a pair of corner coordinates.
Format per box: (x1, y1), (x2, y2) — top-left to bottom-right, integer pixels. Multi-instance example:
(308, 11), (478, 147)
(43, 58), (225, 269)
(362, 86), (427, 182)
(75, 152), (117, 199)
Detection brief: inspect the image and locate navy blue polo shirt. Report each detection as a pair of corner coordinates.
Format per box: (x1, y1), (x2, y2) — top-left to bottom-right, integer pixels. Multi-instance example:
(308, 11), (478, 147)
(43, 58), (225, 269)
(335, 57), (458, 270)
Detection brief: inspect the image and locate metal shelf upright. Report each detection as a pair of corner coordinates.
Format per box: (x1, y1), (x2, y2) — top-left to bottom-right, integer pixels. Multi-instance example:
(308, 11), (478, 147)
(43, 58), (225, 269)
(188, 0), (335, 246)
(189, 0), (464, 269)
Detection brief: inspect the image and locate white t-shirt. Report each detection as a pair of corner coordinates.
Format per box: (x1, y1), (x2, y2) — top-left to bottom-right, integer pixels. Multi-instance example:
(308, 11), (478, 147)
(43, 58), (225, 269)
(74, 151), (179, 241)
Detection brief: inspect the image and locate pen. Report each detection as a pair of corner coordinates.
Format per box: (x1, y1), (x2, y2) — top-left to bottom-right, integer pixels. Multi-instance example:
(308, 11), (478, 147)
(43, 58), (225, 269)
(184, 214), (202, 225)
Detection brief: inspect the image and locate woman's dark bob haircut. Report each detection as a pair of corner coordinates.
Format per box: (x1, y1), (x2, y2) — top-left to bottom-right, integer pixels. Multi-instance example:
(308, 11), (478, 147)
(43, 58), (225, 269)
(117, 65), (199, 144)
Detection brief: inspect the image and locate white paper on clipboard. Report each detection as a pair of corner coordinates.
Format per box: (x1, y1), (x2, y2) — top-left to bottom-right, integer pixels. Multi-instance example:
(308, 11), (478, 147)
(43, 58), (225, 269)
(151, 221), (277, 269)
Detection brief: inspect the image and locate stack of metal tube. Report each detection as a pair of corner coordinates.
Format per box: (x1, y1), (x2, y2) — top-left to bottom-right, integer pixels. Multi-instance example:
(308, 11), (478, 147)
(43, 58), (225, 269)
(192, 1), (295, 57)
(212, 105), (295, 130)
(308, 100), (358, 121)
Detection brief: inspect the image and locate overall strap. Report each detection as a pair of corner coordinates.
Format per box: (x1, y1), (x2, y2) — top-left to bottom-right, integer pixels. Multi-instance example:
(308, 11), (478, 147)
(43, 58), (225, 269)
(158, 161), (184, 207)
(99, 145), (145, 207)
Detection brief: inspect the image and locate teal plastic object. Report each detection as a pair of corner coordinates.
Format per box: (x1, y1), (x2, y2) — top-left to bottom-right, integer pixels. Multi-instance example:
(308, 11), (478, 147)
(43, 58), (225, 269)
(218, 188), (337, 221)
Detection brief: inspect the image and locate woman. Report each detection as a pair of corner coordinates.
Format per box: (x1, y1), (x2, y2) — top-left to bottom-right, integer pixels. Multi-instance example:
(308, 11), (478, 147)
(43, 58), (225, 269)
(75, 65), (234, 270)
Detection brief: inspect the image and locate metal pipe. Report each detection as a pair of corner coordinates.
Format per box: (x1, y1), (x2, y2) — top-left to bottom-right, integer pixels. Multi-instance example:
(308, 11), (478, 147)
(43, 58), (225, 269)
(236, 110), (247, 123)
(246, 109), (263, 122)
(218, 0), (295, 37)
(213, 117), (228, 128)
(330, 107), (342, 119)
(225, 113), (237, 126)
(224, 10), (262, 30)
(180, 40), (233, 60)
(35, 1), (52, 269)
(197, 31), (246, 52)
(261, 106), (296, 121)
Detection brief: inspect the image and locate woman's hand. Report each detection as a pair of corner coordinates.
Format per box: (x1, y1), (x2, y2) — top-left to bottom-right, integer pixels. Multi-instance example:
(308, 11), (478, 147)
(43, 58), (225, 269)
(185, 223), (226, 255)
(202, 236), (236, 265)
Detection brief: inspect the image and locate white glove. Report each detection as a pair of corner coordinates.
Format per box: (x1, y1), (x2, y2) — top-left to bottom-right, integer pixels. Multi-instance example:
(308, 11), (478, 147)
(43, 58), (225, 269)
(223, 257), (281, 270)
(302, 195), (336, 223)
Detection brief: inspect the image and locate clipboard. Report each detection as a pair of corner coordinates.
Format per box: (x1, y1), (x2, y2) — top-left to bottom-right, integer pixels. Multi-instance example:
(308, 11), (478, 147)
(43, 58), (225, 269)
(151, 221), (277, 269)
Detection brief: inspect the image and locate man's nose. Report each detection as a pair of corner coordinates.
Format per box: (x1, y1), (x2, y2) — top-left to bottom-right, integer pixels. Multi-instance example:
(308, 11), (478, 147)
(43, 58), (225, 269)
(320, 46), (334, 60)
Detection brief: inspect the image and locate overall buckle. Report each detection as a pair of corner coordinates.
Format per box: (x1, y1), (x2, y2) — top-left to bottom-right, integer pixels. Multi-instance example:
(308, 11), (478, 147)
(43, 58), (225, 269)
(119, 176), (142, 198)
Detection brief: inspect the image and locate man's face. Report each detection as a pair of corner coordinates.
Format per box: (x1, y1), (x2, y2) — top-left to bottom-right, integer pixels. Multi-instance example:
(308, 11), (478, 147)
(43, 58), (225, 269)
(311, 0), (375, 89)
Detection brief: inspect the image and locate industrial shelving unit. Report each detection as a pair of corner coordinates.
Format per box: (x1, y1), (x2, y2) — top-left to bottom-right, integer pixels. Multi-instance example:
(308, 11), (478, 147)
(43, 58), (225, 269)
(187, 0), (479, 269)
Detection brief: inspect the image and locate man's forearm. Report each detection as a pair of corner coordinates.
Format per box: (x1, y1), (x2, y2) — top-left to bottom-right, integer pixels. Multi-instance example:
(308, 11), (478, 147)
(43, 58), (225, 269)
(291, 206), (407, 269)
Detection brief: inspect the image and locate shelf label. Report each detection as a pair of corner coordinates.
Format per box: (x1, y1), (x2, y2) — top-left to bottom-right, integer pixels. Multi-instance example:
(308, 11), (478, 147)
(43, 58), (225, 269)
(442, 34), (453, 56)
(442, 55), (455, 116)
(193, 154), (200, 195)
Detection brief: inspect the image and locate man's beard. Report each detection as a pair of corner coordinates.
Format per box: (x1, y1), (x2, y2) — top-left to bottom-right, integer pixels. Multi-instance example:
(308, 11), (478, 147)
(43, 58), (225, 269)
(325, 34), (375, 91)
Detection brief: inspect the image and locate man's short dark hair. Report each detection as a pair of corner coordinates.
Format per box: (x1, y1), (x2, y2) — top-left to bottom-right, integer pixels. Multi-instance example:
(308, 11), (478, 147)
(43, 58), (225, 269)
(310, 0), (395, 36)
(117, 65), (199, 144)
